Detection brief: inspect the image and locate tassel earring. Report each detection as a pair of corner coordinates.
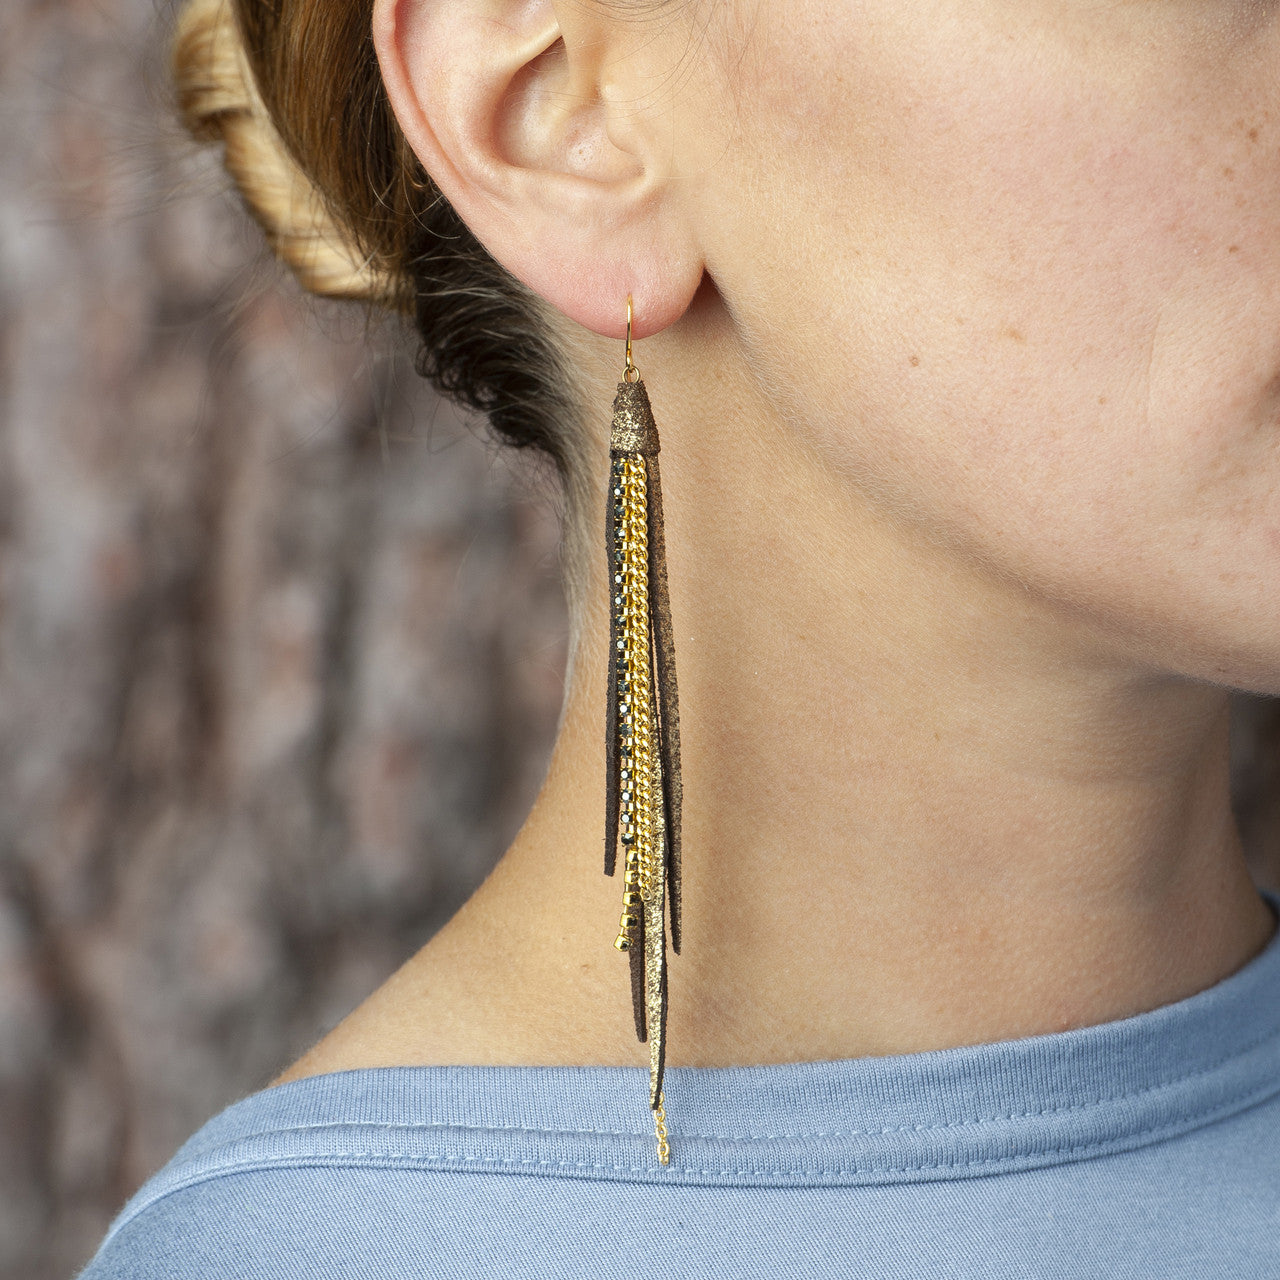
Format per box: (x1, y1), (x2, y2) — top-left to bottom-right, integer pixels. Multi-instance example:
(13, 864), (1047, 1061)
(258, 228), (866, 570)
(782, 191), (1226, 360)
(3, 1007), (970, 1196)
(604, 295), (683, 1166)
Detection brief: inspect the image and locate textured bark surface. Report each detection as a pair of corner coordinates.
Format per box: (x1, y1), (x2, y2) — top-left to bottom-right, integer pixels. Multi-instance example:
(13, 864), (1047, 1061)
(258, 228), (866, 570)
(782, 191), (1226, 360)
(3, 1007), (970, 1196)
(0, 4), (568, 1276)
(0, 4), (1277, 1280)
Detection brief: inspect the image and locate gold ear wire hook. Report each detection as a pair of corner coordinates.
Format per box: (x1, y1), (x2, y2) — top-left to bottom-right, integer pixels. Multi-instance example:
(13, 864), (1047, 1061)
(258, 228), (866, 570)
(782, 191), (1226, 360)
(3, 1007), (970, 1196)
(624, 294), (640, 383)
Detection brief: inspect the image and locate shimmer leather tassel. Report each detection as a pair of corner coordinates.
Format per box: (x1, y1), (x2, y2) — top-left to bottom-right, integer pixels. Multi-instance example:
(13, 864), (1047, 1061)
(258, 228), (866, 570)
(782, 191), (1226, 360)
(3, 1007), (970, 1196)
(605, 296), (682, 1165)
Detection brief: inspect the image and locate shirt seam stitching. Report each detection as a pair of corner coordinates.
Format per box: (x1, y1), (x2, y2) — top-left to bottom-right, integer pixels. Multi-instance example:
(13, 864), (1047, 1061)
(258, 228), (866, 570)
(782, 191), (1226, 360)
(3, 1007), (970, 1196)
(195, 1020), (1280, 1145)
(100, 1071), (1280, 1248)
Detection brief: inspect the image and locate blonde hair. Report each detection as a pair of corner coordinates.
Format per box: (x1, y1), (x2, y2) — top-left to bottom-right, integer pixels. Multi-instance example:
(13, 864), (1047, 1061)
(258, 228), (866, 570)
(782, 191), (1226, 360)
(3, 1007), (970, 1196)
(171, 0), (598, 629)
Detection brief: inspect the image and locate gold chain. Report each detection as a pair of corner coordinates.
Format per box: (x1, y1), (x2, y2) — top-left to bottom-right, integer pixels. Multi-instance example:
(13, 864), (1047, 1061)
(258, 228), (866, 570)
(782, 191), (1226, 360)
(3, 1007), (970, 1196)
(653, 1091), (670, 1165)
(614, 455), (655, 944)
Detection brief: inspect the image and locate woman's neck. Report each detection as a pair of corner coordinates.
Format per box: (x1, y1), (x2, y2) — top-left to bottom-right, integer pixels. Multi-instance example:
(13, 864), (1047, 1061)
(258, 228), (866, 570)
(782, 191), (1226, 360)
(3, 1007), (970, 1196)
(281, 363), (1274, 1083)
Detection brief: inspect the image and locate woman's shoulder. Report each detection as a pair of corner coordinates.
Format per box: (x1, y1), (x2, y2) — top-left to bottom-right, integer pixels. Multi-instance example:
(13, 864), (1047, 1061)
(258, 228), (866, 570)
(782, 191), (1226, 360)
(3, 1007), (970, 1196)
(73, 1048), (1280, 1278)
(70, 1062), (671, 1280)
(74, 926), (1280, 1278)
(76, 891), (1280, 1277)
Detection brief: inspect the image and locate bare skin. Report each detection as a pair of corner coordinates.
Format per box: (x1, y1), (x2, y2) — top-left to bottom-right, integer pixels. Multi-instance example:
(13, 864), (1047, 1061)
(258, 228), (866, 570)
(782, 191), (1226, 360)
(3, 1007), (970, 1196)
(277, 0), (1279, 1084)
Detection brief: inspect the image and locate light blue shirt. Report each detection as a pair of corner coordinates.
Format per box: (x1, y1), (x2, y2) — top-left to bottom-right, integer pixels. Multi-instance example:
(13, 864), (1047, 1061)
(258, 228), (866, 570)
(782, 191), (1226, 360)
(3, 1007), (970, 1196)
(79, 889), (1280, 1278)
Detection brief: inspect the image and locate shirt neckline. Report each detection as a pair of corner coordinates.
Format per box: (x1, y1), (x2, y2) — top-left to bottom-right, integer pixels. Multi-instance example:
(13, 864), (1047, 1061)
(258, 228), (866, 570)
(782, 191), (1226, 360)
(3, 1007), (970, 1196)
(129, 888), (1280, 1196)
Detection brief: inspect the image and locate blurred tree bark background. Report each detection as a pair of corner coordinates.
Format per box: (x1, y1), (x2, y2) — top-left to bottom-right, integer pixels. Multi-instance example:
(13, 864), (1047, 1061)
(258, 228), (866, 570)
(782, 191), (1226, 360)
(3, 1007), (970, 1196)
(0, 2), (1277, 1279)
(1, 3), (569, 1276)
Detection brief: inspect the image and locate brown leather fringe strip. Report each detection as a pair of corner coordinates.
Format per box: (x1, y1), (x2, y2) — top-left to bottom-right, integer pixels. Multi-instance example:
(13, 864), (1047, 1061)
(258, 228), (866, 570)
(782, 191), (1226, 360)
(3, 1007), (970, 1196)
(630, 871), (648, 1043)
(645, 608), (667, 1097)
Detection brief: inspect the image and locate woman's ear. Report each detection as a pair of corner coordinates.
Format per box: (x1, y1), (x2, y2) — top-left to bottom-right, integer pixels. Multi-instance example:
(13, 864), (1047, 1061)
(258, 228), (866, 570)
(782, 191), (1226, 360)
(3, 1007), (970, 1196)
(371, 0), (705, 339)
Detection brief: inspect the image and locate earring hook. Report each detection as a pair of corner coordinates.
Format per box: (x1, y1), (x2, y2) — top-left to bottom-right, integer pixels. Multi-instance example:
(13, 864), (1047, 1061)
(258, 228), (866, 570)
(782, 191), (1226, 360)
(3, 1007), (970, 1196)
(624, 295), (640, 383)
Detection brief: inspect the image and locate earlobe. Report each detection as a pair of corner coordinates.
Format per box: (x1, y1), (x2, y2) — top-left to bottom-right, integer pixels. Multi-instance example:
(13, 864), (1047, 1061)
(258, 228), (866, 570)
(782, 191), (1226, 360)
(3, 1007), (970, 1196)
(370, 0), (703, 340)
